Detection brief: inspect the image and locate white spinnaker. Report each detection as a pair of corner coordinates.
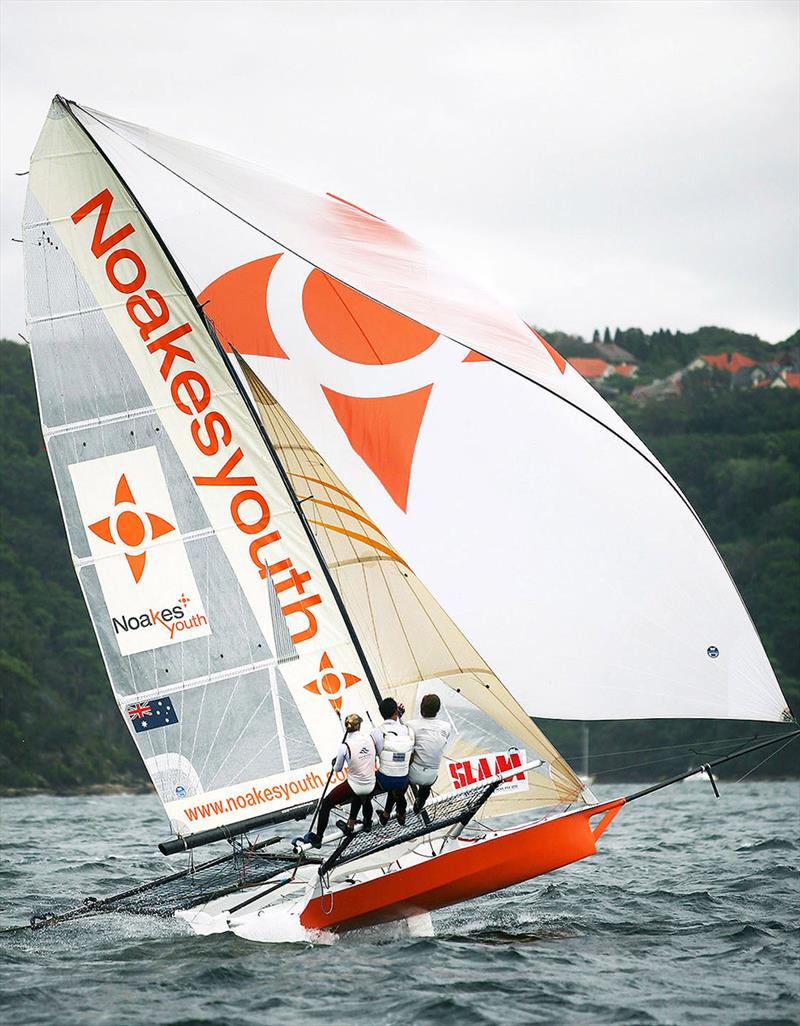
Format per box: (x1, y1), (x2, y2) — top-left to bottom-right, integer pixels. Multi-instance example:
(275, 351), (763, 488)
(24, 98), (378, 839)
(62, 99), (790, 723)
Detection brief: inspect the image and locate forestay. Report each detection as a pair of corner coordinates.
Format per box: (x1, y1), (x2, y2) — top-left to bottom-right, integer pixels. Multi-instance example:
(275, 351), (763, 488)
(61, 100), (789, 724)
(23, 98), (378, 841)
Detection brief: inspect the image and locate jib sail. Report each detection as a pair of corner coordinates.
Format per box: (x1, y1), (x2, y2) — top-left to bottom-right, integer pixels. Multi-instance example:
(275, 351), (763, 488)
(234, 353), (585, 815)
(23, 98), (379, 840)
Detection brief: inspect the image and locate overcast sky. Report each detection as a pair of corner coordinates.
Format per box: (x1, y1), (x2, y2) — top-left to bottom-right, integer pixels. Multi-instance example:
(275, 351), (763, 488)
(1, 0), (798, 344)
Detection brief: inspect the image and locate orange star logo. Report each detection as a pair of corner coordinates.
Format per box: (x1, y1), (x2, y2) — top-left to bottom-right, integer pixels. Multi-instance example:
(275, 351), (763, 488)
(88, 473), (175, 583)
(304, 652), (361, 711)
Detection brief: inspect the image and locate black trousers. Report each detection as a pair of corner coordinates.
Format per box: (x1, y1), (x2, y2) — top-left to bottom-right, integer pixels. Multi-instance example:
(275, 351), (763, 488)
(413, 783), (433, 812)
(316, 781), (373, 836)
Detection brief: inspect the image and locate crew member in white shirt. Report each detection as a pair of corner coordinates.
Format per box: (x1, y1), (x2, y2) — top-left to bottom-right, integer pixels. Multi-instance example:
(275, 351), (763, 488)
(302, 713), (376, 847)
(408, 693), (452, 814)
(372, 697), (415, 826)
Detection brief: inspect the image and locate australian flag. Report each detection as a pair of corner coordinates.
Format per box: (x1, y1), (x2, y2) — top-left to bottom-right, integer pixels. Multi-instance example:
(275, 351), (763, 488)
(126, 696), (178, 733)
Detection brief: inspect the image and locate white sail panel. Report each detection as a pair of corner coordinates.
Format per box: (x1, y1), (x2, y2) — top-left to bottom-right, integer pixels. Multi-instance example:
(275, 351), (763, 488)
(61, 100), (790, 724)
(236, 356), (584, 811)
(24, 99), (379, 839)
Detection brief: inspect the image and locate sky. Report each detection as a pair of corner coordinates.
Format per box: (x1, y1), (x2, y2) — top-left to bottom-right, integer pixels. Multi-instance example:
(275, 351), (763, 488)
(1, 0), (798, 344)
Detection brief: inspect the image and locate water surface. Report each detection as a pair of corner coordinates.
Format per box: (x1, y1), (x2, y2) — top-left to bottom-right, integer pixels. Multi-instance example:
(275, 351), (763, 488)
(1, 783), (797, 1026)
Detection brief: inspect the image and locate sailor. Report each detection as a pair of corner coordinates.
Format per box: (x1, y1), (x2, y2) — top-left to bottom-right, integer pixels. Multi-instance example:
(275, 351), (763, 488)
(373, 697), (415, 826)
(302, 713), (377, 847)
(408, 693), (452, 813)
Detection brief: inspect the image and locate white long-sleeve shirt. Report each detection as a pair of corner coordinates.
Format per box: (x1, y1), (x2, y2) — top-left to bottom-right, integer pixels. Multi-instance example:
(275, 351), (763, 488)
(408, 715), (452, 784)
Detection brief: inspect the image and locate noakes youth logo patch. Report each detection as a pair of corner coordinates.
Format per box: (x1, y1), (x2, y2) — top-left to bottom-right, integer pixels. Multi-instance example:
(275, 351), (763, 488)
(70, 447), (211, 656)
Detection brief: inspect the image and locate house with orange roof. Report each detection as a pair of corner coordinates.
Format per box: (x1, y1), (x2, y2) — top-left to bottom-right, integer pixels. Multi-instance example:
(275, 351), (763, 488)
(613, 363), (638, 378)
(568, 357), (612, 380)
(689, 351), (756, 374)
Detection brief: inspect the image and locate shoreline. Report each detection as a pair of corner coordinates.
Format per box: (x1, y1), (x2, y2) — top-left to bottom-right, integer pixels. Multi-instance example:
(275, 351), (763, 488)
(2, 777), (798, 799)
(0, 783), (155, 798)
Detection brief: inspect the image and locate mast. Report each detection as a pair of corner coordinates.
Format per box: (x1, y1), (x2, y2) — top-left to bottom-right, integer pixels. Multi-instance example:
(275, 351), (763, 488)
(58, 96), (383, 708)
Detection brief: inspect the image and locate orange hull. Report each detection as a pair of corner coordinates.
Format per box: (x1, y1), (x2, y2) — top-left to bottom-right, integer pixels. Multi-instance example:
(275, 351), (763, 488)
(300, 798), (624, 932)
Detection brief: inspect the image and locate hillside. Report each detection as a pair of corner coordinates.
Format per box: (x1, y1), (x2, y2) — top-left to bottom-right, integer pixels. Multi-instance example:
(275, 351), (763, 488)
(0, 335), (797, 789)
(537, 324), (799, 401)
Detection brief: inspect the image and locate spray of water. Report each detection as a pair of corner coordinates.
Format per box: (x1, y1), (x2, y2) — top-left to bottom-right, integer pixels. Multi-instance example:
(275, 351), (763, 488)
(229, 899), (337, 945)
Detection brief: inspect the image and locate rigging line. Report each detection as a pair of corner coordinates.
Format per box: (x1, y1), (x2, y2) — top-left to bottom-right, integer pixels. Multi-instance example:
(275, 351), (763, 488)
(562, 731), (787, 764)
(624, 729), (800, 802)
(591, 749), (743, 779)
(591, 758), (692, 779)
(733, 735), (798, 784)
(66, 100), (749, 604)
(64, 97), (384, 708)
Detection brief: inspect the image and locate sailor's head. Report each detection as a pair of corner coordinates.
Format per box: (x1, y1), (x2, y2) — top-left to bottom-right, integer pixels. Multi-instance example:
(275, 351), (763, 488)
(344, 713), (362, 733)
(379, 697), (399, 720)
(420, 693), (441, 719)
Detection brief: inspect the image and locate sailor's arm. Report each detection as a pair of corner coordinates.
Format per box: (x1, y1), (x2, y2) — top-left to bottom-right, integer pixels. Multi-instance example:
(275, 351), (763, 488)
(333, 744), (348, 773)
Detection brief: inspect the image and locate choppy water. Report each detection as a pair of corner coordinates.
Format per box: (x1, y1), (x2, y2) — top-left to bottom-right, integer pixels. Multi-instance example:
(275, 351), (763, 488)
(0, 783), (798, 1026)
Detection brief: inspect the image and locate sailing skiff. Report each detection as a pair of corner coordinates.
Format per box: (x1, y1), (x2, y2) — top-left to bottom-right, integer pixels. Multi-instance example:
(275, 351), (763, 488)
(20, 97), (797, 937)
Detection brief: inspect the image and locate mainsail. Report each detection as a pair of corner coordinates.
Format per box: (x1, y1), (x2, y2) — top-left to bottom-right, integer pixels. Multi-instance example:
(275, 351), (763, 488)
(55, 100), (789, 725)
(23, 98), (380, 840)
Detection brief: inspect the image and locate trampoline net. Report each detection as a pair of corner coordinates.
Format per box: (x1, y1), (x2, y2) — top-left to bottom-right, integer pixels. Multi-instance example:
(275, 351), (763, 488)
(29, 841), (308, 929)
(28, 780), (500, 929)
(320, 778), (499, 874)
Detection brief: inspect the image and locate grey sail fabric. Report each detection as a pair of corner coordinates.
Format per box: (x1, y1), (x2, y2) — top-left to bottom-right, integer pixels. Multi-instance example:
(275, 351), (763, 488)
(23, 188), (316, 811)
